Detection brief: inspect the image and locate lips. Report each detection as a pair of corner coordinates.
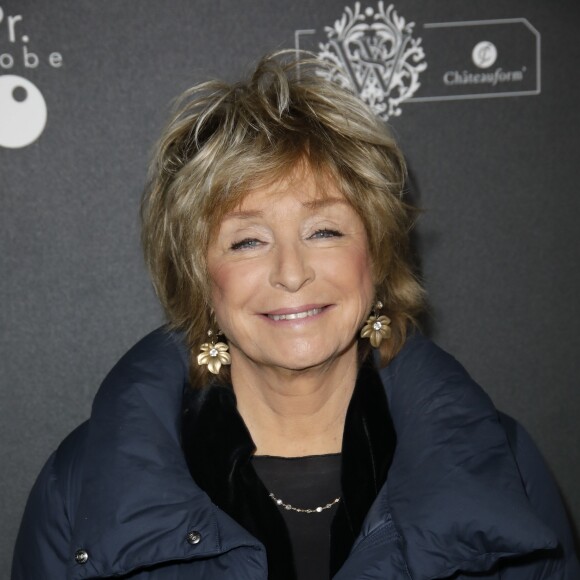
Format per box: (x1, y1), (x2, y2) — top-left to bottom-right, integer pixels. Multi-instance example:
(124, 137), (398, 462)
(263, 304), (330, 322)
(267, 307), (323, 321)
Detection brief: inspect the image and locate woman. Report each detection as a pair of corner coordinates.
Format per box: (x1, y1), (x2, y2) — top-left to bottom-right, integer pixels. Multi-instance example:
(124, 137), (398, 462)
(12, 53), (579, 579)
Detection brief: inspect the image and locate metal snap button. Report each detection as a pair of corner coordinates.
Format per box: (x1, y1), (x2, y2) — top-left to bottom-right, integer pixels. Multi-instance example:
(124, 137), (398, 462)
(186, 530), (202, 545)
(74, 549), (89, 564)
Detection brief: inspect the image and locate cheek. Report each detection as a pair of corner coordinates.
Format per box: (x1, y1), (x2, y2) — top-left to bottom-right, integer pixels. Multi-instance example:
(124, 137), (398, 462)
(354, 255), (375, 316)
(320, 245), (375, 312)
(208, 261), (262, 328)
(345, 243), (374, 299)
(207, 262), (235, 328)
(354, 245), (373, 281)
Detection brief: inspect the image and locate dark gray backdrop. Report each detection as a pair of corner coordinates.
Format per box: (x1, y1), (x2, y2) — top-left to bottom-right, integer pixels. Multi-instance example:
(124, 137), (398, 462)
(1, 0), (579, 574)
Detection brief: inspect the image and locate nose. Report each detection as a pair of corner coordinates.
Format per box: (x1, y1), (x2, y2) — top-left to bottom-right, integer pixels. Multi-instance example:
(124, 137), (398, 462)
(269, 240), (315, 292)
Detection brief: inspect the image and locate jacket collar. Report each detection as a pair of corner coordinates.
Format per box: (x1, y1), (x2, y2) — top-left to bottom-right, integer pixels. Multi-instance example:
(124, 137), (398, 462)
(69, 328), (558, 579)
(373, 334), (558, 579)
(67, 329), (261, 579)
(180, 357), (396, 579)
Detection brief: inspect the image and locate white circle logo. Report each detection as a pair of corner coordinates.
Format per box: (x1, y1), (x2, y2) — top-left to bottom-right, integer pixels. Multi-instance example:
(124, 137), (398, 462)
(472, 41), (498, 69)
(0, 75), (47, 149)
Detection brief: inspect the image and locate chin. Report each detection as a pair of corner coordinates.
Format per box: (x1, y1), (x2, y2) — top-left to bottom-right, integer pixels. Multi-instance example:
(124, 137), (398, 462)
(262, 341), (355, 373)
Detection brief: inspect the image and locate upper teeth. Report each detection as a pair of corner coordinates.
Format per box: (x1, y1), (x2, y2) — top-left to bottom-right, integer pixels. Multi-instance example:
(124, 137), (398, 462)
(269, 308), (322, 321)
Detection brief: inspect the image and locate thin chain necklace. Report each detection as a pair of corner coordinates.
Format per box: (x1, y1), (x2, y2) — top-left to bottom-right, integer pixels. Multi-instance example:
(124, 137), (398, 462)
(268, 491), (341, 514)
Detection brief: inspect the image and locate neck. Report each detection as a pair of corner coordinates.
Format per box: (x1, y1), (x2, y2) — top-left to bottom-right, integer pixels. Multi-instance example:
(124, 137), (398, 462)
(230, 344), (358, 457)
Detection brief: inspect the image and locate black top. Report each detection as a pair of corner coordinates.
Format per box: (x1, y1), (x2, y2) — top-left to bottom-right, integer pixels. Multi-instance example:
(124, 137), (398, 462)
(252, 454), (342, 580)
(180, 359), (395, 580)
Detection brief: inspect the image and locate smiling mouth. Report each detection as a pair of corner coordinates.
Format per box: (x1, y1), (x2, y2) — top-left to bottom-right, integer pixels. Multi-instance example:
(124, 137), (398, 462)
(267, 307), (324, 321)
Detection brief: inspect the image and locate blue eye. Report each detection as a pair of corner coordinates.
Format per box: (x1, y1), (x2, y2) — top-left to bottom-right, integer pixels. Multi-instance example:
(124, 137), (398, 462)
(230, 238), (262, 251)
(310, 229), (343, 239)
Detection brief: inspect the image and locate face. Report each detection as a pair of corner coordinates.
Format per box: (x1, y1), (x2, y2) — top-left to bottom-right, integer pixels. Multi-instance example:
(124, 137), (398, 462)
(207, 167), (375, 376)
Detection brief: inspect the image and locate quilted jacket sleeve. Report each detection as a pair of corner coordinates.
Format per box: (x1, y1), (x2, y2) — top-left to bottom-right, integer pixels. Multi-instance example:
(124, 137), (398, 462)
(499, 413), (580, 579)
(11, 451), (72, 579)
(11, 423), (88, 580)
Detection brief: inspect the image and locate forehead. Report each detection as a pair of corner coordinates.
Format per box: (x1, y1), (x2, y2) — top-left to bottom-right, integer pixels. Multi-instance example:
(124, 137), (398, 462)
(231, 164), (344, 212)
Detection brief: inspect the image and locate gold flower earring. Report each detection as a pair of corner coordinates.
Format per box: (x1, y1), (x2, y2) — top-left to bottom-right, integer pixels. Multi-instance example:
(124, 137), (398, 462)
(360, 301), (391, 348)
(197, 329), (231, 374)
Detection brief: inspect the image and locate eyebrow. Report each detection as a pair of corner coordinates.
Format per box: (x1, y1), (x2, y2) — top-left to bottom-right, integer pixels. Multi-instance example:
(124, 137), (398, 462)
(301, 197), (348, 210)
(222, 210), (264, 220)
(222, 197), (347, 220)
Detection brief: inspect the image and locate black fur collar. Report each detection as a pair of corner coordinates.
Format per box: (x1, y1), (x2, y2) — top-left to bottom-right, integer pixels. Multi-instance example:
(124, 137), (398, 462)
(181, 359), (396, 579)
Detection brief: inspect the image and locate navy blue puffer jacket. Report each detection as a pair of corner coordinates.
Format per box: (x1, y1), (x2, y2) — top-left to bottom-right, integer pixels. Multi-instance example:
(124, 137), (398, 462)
(12, 329), (580, 579)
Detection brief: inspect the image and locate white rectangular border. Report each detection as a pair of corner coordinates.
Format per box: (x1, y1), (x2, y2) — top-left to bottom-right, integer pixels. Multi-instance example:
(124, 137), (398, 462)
(406, 18), (541, 103)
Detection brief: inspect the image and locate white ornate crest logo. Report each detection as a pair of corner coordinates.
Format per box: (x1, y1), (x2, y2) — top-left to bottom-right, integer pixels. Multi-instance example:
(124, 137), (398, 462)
(317, 2), (427, 120)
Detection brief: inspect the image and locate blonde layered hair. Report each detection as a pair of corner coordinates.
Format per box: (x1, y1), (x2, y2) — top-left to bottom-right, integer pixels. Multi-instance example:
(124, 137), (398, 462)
(141, 52), (425, 385)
